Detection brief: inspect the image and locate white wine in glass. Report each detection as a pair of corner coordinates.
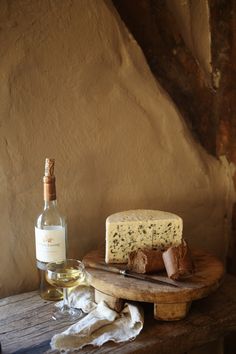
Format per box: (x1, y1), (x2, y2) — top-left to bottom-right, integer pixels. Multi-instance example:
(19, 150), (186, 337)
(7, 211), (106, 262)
(46, 259), (86, 320)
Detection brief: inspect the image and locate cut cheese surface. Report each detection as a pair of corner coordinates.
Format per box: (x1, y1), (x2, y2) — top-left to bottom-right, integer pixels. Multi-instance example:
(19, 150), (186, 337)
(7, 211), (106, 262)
(105, 209), (183, 263)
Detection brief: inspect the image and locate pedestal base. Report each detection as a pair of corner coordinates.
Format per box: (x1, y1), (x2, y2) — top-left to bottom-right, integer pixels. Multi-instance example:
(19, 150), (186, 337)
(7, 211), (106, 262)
(154, 301), (191, 321)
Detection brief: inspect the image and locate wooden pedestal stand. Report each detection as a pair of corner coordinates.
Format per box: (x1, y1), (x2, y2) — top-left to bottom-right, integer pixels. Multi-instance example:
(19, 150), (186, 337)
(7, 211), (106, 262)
(83, 249), (224, 321)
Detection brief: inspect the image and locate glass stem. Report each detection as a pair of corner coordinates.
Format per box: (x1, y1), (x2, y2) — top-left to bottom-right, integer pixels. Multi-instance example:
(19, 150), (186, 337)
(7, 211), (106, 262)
(63, 288), (69, 309)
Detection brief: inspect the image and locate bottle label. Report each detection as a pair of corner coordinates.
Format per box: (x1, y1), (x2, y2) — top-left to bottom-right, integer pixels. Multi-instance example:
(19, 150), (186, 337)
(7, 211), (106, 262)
(35, 226), (66, 263)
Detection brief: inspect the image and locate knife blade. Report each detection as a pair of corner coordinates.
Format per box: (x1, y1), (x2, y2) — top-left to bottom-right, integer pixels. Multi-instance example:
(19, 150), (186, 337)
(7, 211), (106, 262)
(84, 260), (181, 288)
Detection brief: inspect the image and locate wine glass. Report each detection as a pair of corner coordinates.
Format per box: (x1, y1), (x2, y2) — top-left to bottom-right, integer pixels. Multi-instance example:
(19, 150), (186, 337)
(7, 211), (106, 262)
(46, 259), (86, 320)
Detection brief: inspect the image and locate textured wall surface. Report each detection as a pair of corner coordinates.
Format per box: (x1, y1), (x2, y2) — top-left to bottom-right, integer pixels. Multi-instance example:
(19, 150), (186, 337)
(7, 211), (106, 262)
(0, 0), (234, 297)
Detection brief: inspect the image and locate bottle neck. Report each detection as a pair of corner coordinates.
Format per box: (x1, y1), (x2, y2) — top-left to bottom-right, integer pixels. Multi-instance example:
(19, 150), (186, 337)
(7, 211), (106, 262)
(43, 176), (56, 202)
(44, 199), (57, 209)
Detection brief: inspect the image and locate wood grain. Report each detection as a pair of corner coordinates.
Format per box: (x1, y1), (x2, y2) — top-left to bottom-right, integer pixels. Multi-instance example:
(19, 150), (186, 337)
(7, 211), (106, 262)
(0, 275), (236, 353)
(83, 249), (225, 304)
(0, 275), (236, 354)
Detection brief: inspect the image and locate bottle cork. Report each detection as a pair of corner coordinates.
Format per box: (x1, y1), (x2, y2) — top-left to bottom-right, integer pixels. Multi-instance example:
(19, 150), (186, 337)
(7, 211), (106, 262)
(43, 158), (56, 201)
(44, 158), (55, 177)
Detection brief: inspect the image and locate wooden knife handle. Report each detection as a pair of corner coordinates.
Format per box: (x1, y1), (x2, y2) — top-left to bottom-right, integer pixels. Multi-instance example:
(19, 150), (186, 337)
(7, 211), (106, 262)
(84, 260), (124, 275)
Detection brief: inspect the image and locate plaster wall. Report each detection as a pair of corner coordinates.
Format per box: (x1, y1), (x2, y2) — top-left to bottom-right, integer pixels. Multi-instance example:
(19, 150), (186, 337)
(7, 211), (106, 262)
(0, 0), (234, 297)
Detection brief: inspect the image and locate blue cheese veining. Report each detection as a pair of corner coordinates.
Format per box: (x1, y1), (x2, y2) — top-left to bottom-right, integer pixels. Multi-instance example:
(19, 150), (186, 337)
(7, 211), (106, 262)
(105, 209), (183, 263)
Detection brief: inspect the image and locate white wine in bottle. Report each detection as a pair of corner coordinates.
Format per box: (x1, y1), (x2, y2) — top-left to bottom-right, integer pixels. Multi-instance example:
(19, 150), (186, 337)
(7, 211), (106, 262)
(35, 158), (67, 300)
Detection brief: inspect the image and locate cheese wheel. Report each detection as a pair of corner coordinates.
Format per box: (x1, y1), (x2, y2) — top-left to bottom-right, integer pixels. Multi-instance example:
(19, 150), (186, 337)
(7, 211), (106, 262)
(105, 209), (183, 263)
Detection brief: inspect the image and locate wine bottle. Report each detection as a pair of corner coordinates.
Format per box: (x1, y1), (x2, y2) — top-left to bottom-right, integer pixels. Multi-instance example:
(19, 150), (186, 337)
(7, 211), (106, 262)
(35, 158), (67, 300)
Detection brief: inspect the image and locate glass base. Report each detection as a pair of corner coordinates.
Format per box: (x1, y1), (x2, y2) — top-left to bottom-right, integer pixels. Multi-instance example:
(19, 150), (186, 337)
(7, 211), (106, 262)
(52, 305), (83, 321)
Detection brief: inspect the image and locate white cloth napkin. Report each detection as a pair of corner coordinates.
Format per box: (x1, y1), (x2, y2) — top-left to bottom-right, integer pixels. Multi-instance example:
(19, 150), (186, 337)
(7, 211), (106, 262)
(50, 286), (144, 352)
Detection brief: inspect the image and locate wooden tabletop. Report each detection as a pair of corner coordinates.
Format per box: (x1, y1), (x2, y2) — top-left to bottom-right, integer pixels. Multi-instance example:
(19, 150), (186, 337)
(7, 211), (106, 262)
(1, 274), (236, 354)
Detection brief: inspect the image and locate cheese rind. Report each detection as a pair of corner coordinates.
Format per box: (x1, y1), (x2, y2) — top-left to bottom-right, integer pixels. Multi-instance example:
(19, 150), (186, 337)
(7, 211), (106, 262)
(105, 209), (183, 263)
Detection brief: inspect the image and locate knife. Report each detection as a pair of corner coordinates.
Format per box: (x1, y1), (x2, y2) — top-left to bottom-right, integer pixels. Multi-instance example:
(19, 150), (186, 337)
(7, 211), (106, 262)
(84, 260), (182, 288)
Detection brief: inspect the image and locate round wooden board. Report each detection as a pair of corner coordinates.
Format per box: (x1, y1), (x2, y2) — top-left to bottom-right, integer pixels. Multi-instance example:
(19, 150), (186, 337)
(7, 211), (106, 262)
(83, 249), (225, 304)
